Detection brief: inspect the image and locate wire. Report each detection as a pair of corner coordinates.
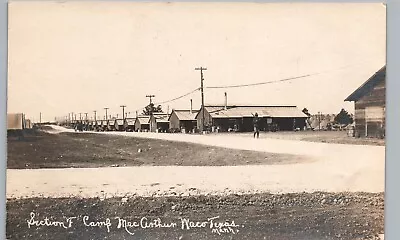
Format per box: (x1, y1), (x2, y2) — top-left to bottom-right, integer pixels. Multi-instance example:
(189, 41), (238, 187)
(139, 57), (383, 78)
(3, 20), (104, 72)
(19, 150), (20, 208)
(205, 74), (312, 89)
(205, 60), (377, 89)
(153, 87), (200, 105)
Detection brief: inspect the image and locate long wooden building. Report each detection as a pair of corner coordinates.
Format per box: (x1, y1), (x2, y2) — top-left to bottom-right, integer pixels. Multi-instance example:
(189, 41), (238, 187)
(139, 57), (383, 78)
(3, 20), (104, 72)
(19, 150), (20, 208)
(345, 66), (385, 138)
(195, 105), (308, 132)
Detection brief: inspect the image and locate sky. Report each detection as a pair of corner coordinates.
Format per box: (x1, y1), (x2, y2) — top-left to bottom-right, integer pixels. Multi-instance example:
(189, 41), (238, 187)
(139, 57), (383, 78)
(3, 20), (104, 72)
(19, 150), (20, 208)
(7, 2), (386, 122)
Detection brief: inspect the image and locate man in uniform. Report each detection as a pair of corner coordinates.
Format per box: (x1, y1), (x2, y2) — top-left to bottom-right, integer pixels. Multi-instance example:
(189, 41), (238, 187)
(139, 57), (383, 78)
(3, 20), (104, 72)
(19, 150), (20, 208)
(253, 112), (260, 138)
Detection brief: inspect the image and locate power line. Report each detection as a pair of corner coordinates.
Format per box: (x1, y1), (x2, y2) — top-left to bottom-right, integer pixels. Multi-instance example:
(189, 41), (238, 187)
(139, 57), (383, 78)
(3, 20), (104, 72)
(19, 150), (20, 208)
(205, 74), (312, 89)
(153, 87), (200, 105)
(205, 61), (377, 89)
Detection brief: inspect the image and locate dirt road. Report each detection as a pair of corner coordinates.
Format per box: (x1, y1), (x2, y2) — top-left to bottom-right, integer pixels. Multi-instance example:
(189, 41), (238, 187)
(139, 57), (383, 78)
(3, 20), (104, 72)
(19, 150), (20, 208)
(6, 126), (384, 199)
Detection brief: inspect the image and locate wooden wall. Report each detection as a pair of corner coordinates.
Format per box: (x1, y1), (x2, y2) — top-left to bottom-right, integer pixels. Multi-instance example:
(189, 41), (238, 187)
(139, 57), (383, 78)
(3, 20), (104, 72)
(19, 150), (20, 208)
(196, 108), (213, 131)
(169, 112), (180, 130)
(354, 80), (385, 138)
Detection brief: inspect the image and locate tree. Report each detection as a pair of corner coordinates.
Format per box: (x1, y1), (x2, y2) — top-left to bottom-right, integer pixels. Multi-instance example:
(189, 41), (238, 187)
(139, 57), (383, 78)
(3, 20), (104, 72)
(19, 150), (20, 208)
(143, 103), (163, 115)
(334, 108), (354, 125)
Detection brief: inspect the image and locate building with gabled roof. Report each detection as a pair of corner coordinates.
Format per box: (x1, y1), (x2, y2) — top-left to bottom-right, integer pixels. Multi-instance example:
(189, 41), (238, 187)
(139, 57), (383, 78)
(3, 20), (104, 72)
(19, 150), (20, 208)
(107, 119), (116, 131)
(168, 109), (199, 133)
(124, 118), (136, 131)
(114, 119), (125, 131)
(345, 66), (385, 138)
(149, 113), (169, 132)
(134, 115), (150, 132)
(195, 104), (308, 132)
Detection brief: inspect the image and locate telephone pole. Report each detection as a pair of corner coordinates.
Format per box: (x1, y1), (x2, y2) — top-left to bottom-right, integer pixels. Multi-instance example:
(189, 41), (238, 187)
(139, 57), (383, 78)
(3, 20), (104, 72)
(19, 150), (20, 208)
(195, 67), (207, 132)
(146, 95), (155, 104)
(39, 112), (42, 124)
(84, 113), (88, 121)
(104, 107), (109, 121)
(94, 111), (97, 122)
(146, 95), (155, 115)
(120, 105), (126, 120)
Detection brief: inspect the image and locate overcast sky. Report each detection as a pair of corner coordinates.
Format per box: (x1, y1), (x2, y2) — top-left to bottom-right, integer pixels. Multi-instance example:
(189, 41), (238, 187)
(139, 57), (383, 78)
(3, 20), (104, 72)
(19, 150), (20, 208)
(8, 2), (386, 122)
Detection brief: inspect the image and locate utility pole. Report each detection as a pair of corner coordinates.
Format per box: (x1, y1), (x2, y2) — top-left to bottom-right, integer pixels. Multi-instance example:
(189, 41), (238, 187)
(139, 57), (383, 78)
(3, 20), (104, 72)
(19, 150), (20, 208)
(39, 112), (42, 124)
(195, 67), (207, 132)
(84, 113), (88, 121)
(120, 105), (126, 120)
(94, 111), (97, 122)
(146, 95), (155, 115)
(79, 113), (82, 121)
(104, 107), (109, 121)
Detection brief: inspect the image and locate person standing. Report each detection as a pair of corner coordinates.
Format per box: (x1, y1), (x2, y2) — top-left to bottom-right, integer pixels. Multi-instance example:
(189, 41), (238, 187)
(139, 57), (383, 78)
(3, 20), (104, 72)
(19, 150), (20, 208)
(253, 113), (260, 138)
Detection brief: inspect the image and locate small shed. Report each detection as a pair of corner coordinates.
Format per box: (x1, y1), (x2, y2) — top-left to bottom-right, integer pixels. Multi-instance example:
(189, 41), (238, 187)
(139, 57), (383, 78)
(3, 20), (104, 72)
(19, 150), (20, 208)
(134, 116), (150, 132)
(95, 120), (102, 131)
(114, 119), (125, 131)
(107, 119), (116, 131)
(124, 118), (136, 132)
(169, 110), (198, 133)
(149, 113), (169, 132)
(345, 66), (386, 138)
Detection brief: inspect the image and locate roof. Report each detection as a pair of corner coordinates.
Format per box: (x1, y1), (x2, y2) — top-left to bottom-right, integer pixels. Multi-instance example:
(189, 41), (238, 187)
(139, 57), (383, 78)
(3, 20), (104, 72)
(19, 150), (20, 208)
(108, 120), (115, 125)
(345, 66), (386, 102)
(125, 118), (136, 125)
(136, 116), (150, 125)
(151, 114), (170, 123)
(151, 112), (168, 116)
(196, 105), (307, 119)
(115, 119), (124, 125)
(170, 110), (199, 121)
(7, 113), (24, 130)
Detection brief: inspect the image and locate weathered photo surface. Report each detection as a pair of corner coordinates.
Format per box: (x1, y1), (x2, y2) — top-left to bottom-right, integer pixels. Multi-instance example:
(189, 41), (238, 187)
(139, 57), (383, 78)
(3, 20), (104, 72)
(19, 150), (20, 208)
(6, 2), (385, 239)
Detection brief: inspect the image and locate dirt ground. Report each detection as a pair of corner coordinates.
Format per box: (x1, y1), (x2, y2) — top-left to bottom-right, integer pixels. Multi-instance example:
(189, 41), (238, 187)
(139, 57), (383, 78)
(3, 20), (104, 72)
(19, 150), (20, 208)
(6, 127), (385, 239)
(7, 130), (306, 169)
(6, 192), (384, 240)
(214, 131), (385, 146)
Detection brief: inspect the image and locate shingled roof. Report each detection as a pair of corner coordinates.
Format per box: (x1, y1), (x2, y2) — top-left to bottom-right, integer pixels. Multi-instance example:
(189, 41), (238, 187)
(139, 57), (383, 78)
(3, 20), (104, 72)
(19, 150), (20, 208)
(345, 66), (386, 102)
(196, 105), (307, 119)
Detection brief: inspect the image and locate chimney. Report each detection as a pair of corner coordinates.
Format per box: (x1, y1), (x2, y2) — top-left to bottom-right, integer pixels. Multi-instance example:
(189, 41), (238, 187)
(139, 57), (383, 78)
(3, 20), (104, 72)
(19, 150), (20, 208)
(136, 111), (138, 118)
(190, 99), (193, 114)
(224, 92), (227, 110)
